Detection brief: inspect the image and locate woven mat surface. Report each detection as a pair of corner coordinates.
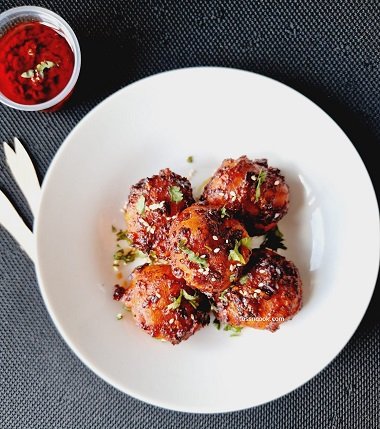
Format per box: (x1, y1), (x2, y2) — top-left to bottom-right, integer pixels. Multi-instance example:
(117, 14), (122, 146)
(0, 1), (379, 427)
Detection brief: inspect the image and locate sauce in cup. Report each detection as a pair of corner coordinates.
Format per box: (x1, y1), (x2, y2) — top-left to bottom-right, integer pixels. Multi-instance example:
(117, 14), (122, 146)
(0, 21), (75, 105)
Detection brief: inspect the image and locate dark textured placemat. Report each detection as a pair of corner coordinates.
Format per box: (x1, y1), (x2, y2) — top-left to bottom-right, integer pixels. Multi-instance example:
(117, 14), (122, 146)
(1, 1), (379, 428)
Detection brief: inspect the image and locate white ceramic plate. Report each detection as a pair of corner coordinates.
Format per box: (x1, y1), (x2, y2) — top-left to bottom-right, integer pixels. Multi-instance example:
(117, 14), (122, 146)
(36, 67), (379, 413)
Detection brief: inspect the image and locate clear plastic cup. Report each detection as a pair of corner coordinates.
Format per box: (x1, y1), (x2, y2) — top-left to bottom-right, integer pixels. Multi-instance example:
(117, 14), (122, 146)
(0, 6), (81, 111)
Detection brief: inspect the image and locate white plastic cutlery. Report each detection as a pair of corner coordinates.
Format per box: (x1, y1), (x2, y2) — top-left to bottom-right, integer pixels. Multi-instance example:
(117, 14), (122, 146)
(0, 137), (40, 262)
(3, 138), (41, 217)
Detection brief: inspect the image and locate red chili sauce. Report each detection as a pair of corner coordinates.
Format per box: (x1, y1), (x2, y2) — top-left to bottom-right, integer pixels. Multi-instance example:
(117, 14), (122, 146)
(0, 21), (74, 105)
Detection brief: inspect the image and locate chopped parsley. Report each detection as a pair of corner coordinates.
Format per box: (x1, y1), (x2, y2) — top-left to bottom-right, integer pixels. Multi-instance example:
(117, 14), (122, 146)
(187, 156), (194, 163)
(261, 225), (287, 251)
(112, 226), (131, 243)
(113, 248), (145, 266)
(179, 240), (208, 268)
(169, 186), (183, 203)
(229, 240), (246, 264)
(255, 168), (267, 202)
(136, 195), (146, 215)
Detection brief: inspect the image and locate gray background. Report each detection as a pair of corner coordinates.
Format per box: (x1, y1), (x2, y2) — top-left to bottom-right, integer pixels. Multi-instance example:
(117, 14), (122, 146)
(0, 1), (379, 428)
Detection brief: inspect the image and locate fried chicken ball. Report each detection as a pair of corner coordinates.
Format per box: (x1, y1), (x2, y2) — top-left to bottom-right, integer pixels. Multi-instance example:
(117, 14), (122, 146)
(123, 264), (210, 345)
(201, 156), (289, 235)
(124, 169), (194, 259)
(215, 248), (302, 331)
(169, 203), (252, 295)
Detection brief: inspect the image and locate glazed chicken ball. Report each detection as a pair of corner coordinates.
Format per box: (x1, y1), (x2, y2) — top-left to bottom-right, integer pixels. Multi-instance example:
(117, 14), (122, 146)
(215, 248), (302, 331)
(121, 264), (210, 345)
(124, 169), (194, 259)
(201, 156), (289, 235)
(169, 203), (252, 295)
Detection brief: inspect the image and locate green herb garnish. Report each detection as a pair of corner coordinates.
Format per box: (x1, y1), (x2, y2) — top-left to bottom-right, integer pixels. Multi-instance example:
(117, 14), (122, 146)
(187, 156), (194, 163)
(167, 289), (199, 310)
(112, 226), (131, 243)
(224, 324), (243, 336)
(167, 289), (183, 310)
(255, 168), (267, 202)
(113, 248), (145, 265)
(21, 60), (56, 79)
(219, 288), (229, 303)
(136, 195), (146, 215)
(148, 250), (158, 264)
(220, 207), (229, 218)
(169, 186), (183, 203)
(182, 289), (199, 309)
(261, 225), (287, 251)
(239, 274), (249, 285)
(179, 240), (208, 268)
(228, 240), (246, 264)
(240, 236), (255, 250)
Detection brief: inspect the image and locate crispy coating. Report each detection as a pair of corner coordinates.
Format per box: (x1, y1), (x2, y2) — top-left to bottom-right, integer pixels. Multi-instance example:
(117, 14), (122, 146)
(201, 156), (289, 235)
(124, 264), (210, 345)
(215, 248), (302, 331)
(124, 169), (194, 259)
(169, 203), (251, 295)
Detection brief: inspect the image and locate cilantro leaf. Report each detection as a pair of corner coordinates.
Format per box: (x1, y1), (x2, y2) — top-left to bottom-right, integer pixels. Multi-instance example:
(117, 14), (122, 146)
(187, 156), (194, 163)
(167, 289), (183, 310)
(220, 207), (229, 218)
(179, 240), (208, 268)
(169, 186), (183, 203)
(239, 274), (249, 285)
(182, 289), (199, 308)
(240, 236), (255, 250)
(255, 168), (267, 202)
(229, 240), (246, 264)
(136, 195), (146, 215)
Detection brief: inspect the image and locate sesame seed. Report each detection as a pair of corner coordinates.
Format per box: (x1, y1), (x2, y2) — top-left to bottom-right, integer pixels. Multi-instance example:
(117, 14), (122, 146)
(190, 314), (195, 320)
(253, 292), (258, 298)
(230, 264), (235, 271)
(214, 248), (220, 253)
(259, 269), (266, 273)
(187, 169), (196, 179)
(274, 180), (280, 186)
(258, 282), (265, 287)
(198, 268), (204, 273)
(254, 288), (261, 293)
(274, 213), (280, 219)
(200, 254), (207, 258)
(156, 293), (161, 298)
(237, 263), (242, 267)
(230, 191), (237, 201)
(251, 175), (257, 181)
(211, 277), (216, 282)
(225, 239), (229, 243)
(169, 318), (174, 324)
(275, 268), (281, 275)
(212, 235), (218, 241)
